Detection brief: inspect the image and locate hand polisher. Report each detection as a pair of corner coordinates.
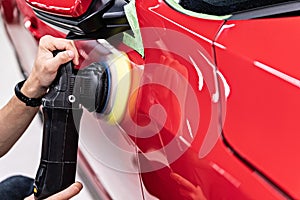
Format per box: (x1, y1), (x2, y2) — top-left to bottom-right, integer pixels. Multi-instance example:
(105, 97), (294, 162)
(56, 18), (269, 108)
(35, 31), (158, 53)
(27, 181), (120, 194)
(33, 48), (132, 199)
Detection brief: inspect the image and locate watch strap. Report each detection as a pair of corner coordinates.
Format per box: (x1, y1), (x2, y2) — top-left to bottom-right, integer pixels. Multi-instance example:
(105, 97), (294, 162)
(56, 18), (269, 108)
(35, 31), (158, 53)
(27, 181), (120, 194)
(14, 80), (42, 107)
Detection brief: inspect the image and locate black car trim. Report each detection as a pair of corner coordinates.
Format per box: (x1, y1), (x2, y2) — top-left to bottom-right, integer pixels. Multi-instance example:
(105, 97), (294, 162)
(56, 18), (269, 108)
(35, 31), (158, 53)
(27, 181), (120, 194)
(31, 0), (130, 39)
(229, 1), (300, 20)
(34, 11), (85, 35)
(32, 0), (113, 35)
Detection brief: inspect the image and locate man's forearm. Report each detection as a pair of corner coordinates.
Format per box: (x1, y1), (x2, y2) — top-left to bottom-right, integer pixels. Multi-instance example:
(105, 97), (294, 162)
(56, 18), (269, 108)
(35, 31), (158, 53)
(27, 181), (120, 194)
(0, 95), (39, 157)
(0, 36), (79, 158)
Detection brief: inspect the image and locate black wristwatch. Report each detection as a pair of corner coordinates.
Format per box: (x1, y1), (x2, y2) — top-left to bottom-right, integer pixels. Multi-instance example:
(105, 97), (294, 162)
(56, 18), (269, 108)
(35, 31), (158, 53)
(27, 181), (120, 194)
(14, 80), (42, 107)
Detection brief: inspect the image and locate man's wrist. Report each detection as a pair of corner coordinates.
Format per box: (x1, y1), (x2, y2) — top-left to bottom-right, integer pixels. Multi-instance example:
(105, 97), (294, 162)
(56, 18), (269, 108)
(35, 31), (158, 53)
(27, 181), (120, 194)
(14, 80), (43, 107)
(21, 77), (48, 98)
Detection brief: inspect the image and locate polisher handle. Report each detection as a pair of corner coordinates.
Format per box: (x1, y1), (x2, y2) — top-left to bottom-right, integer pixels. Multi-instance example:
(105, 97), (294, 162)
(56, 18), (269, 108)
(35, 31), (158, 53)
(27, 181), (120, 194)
(33, 107), (82, 200)
(33, 58), (83, 199)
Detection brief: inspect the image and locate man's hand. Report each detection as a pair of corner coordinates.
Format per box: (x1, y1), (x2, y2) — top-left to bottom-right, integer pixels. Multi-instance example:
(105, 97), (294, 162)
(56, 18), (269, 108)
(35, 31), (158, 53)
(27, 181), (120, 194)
(21, 35), (79, 99)
(24, 182), (83, 200)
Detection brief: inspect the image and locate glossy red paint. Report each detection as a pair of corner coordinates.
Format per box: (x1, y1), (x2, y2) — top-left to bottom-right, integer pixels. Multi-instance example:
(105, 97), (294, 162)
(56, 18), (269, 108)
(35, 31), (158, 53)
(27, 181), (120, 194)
(136, 0), (224, 57)
(132, 0), (251, 199)
(2, 0), (65, 40)
(2, 0), (298, 199)
(25, 0), (93, 17)
(215, 17), (300, 199)
(1, 0), (16, 23)
(131, 0), (288, 199)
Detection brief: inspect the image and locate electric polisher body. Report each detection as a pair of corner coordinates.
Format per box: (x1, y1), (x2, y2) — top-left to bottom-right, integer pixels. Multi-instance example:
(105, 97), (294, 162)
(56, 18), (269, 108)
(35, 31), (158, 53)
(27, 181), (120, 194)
(33, 53), (110, 199)
(34, 47), (132, 199)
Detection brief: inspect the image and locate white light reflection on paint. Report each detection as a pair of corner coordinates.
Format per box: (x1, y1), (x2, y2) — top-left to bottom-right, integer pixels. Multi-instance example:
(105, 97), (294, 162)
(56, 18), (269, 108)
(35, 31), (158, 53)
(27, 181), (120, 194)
(214, 24), (236, 50)
(24, 20), (31, 29)
(149, 8), (213, 44)
(30, 2), (71, 11)
(214, 42), (226, 50)
(179, 136), (191, 147)
(186, 119), (194, 139)
(189, 56), (204, 91)
(198, 50), (219, 103)
(215, 24), (236, 39)
(254, 61), (300, 88)
(217, 70), (230, 98)
(211, 162), (241, 188)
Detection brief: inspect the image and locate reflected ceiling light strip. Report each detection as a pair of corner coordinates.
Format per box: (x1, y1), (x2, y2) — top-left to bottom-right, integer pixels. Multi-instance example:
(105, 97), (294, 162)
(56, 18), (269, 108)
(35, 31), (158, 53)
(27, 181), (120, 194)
(211, 162), (241, 188)
(186, 119), (194, 139)
(254, 61), (300, 88)
(214, 42), (226, 50)
(179, 136), (191, 147)
(189, 56), (204, 91)
(217, 70), (230, 98)
(198, 50), (219, 103)
(149, 7), (213, 44)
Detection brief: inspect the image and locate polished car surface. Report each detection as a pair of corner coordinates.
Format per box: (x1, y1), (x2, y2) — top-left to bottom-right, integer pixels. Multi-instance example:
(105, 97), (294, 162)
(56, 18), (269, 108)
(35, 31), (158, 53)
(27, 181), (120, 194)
(1, 0), (299, 199)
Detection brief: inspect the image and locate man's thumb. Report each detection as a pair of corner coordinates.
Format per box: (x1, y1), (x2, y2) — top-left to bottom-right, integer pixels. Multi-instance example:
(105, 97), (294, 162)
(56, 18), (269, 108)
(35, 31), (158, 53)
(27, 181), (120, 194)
(52, 50), (74, 66)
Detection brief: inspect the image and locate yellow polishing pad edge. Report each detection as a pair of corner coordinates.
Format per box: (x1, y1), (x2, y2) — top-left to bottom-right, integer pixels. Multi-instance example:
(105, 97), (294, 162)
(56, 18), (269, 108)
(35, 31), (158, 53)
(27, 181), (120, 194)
(105, 52), (131, 124)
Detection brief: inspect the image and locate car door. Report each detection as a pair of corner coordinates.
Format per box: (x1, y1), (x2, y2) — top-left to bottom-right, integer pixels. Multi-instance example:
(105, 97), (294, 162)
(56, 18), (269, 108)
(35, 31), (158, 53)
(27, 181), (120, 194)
(128, 0), (249, 199)
(215, 2), (300, 199)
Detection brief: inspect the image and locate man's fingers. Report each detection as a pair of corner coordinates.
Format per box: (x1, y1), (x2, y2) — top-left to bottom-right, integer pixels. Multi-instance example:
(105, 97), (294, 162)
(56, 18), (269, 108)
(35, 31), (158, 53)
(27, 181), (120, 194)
(39, 35), (79, 65)
(46, 182), (83, 200)
(39, 35), (73, 51)
(24, 182), (83, 200)
(50, 50), (76, 68)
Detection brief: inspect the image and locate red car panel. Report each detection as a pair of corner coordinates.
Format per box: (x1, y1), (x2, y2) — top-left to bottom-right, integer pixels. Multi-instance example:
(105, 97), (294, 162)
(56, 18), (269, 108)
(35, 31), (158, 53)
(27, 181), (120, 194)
(16, 0), (65, 39)
(25, 0), (93, 17)
(2, 0), (300, 199)
(136, 0), (224, 57)
(215, 17), (300, 199)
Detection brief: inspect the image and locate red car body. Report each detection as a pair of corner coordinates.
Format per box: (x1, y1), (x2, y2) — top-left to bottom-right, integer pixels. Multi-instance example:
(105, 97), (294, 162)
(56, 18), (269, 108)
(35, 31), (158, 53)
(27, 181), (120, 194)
(1, 0), (299, 199)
